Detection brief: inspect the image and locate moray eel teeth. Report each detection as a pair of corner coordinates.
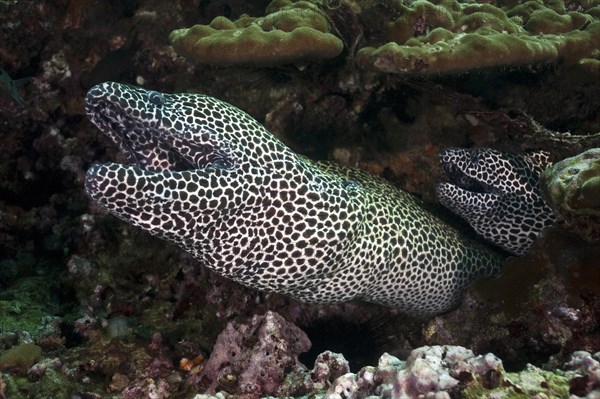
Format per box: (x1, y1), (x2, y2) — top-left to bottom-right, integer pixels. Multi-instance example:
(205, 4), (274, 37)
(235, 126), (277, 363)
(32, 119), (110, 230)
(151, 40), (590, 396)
(436, 148), (556, 256)
(85, 82), (504, 318)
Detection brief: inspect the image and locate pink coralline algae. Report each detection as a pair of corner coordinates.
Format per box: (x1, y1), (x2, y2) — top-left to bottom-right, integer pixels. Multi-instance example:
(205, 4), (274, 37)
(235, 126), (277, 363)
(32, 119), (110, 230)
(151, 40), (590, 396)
(197, 310), (311, 397)
(564, 351), (600, 397)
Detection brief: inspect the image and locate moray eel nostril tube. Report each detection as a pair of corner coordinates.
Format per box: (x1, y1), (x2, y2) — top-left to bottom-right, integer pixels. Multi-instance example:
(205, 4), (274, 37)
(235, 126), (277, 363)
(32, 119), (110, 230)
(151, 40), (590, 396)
(436, 148), (556, 256)
(84, 82), (503, 318)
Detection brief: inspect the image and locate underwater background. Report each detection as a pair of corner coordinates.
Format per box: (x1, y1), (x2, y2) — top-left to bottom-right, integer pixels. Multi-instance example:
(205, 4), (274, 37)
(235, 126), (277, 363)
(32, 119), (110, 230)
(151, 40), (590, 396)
(0, 0), (599, 398)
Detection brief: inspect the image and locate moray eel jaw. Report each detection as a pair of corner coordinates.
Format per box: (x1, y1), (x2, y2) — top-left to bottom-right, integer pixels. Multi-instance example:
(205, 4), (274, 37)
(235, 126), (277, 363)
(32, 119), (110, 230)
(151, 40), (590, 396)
(436, 148), (555, 256)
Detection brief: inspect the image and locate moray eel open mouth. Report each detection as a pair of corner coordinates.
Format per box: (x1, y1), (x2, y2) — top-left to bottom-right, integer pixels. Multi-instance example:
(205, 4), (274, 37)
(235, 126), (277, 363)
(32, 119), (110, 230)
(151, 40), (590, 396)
(84, 82), (262, 245)
(439, 159), (495, 195)
(85, 83), (230, 174)
(436, 147), (555, 256)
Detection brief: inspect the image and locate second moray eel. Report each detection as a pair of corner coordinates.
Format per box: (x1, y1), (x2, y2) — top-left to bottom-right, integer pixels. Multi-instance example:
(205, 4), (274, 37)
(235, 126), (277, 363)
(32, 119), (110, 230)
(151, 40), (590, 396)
(84, 82), (502, 317)
(437, 148), (556, 256)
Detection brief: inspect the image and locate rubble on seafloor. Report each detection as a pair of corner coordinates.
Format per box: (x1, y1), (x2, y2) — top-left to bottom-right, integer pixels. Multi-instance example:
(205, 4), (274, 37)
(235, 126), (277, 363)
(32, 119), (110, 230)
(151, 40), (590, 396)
(176, 301), (600, 399)
(2, 310), (600, 399)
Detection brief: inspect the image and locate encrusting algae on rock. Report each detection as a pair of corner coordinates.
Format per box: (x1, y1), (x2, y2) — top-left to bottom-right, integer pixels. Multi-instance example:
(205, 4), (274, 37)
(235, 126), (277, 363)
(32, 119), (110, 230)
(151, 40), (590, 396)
(0, 343), (41, 373)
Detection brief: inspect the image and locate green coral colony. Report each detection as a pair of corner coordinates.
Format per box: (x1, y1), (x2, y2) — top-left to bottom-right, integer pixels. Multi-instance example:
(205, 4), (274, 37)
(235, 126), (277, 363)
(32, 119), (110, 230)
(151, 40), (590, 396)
(169, 0), (600, 73)
(540, 148), (600, 241)
(357, 0), (600, 74)
(541, 148), (600, 216)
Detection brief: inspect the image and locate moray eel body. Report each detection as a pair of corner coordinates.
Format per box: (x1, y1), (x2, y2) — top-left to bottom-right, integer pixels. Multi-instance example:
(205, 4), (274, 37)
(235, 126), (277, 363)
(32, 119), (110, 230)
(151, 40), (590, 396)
(85, 82), (502, 317)
(437, 148), (556, 256)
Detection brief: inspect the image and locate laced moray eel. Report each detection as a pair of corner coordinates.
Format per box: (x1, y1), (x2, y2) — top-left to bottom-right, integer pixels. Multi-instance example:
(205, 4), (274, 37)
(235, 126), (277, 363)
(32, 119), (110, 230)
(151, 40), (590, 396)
(84, 82), (503, 317)
(437, 148), (556, 256)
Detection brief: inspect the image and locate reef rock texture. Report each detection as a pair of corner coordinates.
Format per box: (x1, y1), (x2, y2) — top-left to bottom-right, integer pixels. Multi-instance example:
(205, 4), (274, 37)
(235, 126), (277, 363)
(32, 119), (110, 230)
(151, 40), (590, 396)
(540, 148), (600, 242)
(169, 0), (344, 66)
(425, 225), (600, 371)
(319, 345), (598, 399)
(357, 0), (600, 74)
(326, 345), (505, 398)
(564, 351), (600, 397)
(187, 342), (600, 398)
(197, 311), (311, 397)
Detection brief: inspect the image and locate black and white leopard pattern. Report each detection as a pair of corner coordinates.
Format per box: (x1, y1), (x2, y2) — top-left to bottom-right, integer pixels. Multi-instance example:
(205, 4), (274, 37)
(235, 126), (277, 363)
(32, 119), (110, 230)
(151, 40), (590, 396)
(84, 82), (502, 317)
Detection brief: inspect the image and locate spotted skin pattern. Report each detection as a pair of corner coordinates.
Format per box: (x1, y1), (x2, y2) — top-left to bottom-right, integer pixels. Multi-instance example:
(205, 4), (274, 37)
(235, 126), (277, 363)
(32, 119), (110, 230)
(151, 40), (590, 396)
(436, 148), (556, 256)
(85, 82), (503, 317)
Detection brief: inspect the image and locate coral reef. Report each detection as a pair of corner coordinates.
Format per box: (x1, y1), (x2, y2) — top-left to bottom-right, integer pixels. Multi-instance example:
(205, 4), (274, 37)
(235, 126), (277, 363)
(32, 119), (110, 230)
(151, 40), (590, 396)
(357, 0), (600, 74)
(189, 337), (600, 398)
(169, 0), (344, 66)
(540, 148), (600, 242)
(168, 0), (600, 75)
(1, 0), (599, 397)
(356, 0), (600, 74)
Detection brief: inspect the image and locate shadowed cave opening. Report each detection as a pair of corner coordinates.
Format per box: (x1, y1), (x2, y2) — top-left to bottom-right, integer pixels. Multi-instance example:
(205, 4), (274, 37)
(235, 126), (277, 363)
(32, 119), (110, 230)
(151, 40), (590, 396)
(298, 316), (382, 372)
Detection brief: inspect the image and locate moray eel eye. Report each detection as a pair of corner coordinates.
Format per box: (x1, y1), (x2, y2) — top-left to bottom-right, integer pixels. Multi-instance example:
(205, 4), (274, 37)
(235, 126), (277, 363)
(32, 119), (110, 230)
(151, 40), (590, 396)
(212, 158), (233, 170)
(148, 91), (165, 107)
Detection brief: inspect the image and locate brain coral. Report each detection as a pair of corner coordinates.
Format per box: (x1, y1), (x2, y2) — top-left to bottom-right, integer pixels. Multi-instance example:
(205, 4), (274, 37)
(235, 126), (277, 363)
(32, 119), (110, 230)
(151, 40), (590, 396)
(356, 0), (600, 74)
(169, 0), (344, 66)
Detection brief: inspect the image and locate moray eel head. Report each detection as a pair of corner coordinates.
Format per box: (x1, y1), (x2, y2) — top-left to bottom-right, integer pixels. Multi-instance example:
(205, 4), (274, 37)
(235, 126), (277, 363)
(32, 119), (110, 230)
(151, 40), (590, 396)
(436, 148), (555, 256)
(85, 82), (286, 239)
(85, 82), (298, 245)
(85, 81), (293, 173)
(84, 82), (365, 297)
